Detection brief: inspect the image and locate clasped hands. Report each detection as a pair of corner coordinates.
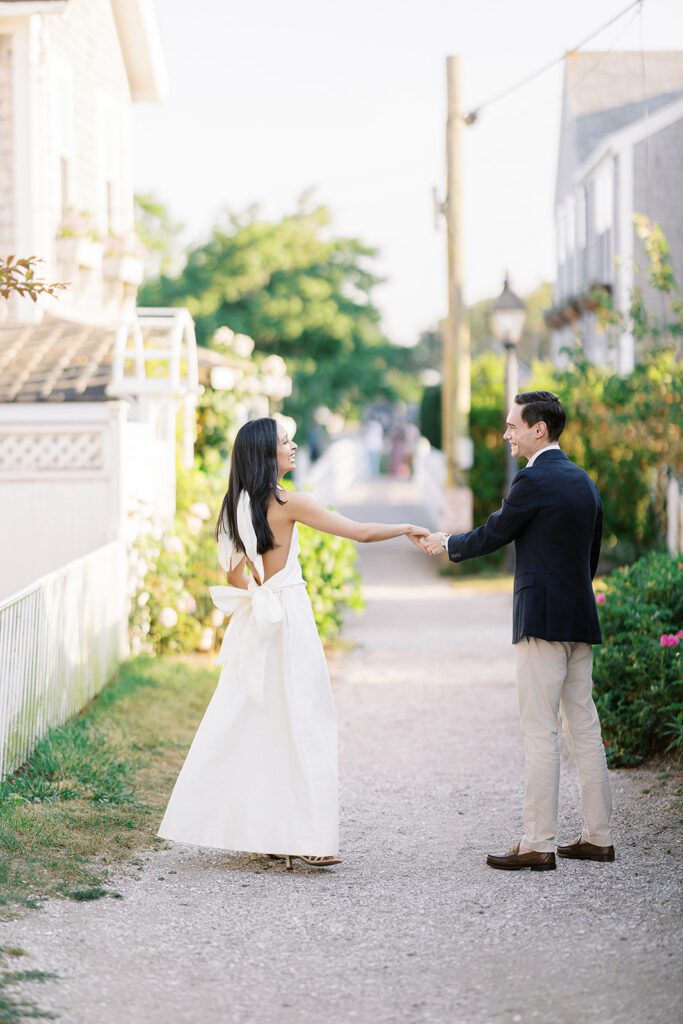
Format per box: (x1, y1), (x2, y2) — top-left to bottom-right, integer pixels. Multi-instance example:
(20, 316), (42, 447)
(405, 526), (448, 556)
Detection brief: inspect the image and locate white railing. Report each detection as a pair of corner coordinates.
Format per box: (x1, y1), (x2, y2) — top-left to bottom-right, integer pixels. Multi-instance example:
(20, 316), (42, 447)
(412, 436), (446, 530)
(0, 540), (128, 780)
(295, 436), (369, 506)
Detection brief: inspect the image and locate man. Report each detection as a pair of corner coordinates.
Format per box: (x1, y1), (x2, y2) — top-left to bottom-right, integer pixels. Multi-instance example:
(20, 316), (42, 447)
(421, 391), (613, 872)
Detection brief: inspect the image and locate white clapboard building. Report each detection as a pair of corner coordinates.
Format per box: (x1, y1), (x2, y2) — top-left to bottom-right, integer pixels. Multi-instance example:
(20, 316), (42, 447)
(0, 0), (202, 779)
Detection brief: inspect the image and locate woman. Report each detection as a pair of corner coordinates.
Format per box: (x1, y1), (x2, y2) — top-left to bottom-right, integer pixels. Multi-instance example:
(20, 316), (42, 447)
(157, 417), (428, 870)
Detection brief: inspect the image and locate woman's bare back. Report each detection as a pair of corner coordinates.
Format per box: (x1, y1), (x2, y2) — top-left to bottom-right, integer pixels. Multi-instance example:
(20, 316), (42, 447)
(260, 493), (295, 582)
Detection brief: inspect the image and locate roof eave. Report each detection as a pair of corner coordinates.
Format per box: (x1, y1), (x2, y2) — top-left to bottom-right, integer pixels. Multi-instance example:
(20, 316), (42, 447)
(0, 2), (68, 14)
(574, 93), (683, 184)
(109, 0), (169, 103)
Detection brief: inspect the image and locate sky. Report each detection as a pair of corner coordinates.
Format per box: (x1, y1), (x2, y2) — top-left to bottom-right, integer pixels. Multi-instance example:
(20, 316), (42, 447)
(132, 0), (683, 346)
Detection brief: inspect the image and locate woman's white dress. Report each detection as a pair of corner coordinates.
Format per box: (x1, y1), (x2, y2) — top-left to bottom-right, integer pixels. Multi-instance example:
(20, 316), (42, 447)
(157, 491), (339, 856)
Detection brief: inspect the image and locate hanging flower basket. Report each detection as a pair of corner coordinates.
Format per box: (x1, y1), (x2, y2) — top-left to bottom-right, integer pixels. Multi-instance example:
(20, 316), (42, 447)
(544, 309), (563, 329)
(103, 254), (145, 286)
(579, 283), (613, 313)
(564, 298), (583, 323)
(55, 235), (103, 270)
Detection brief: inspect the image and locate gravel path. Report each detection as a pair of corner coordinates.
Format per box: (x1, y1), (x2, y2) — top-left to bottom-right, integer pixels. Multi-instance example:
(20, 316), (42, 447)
(2, 478), (681, 1024)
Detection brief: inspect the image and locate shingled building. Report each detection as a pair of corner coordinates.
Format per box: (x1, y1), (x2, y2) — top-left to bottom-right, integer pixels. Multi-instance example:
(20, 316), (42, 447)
(549, 50), (683, 371)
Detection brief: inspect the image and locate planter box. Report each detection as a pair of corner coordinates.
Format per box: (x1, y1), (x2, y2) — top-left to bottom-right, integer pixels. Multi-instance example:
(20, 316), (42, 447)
(103, 255), (145, 286)
(56, 236), (103, 270)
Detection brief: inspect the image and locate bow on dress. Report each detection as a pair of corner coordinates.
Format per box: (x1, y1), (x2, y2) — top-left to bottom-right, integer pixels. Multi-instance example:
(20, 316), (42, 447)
(209, 490), (284, 706)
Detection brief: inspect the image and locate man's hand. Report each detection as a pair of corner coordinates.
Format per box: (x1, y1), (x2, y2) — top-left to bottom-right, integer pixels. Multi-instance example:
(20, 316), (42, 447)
(420, 532), (447, 555)
(406, 525), (430, 549)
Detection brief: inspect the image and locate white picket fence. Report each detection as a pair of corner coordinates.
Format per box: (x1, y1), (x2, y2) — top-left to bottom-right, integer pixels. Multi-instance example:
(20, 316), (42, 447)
(0, 540), (128, 781)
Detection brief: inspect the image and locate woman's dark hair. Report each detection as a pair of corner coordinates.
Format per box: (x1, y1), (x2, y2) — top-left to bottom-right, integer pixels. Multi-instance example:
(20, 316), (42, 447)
(216, 417), (285, 556)
(514, 390), (566, 442)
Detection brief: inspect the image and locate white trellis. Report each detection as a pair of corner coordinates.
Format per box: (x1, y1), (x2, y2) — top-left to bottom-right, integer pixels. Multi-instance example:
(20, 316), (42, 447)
(109, 308), (201, 468)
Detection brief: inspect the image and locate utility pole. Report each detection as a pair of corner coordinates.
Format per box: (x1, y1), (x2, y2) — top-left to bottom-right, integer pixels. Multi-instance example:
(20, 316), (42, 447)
(442, 55), (473, 532)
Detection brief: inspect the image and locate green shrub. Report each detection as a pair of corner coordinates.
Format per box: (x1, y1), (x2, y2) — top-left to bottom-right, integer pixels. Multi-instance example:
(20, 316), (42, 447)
(128, 460), (225, 656)
(298, 522), (364, 642)
(593, 553), (683, 766)
(419, 384), (441, 450)
(530, 350), (682, 565)
(469, 353), (506, 527)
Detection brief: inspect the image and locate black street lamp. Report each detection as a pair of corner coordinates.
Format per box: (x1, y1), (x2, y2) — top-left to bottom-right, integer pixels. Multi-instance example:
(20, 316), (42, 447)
(489, 274), (527, 497)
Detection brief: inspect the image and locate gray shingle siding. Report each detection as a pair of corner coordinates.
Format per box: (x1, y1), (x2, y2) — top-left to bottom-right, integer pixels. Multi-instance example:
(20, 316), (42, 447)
(633, 118), (683, 310)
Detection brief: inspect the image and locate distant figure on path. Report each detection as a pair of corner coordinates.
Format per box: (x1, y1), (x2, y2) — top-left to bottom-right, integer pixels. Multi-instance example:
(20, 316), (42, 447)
(157, 417), (428, 870)
(420, 391), (614, 873)
(364, 417), (384, 476)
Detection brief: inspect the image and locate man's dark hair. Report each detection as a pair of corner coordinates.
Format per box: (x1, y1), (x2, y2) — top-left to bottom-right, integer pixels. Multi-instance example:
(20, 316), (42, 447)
(514, 390), (566, 442)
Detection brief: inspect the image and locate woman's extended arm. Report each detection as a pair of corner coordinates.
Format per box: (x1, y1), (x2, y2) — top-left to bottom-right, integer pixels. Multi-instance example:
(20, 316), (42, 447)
(283, 491), (428, 545)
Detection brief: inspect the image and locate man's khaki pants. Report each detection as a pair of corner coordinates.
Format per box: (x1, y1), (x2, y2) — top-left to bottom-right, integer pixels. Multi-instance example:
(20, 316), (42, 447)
(516, 636), (613, 854)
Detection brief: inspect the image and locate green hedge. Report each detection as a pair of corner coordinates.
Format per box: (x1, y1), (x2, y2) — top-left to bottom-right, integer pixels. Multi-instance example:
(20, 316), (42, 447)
(298, 522), (364, 641)
(593, 553), (683, 766)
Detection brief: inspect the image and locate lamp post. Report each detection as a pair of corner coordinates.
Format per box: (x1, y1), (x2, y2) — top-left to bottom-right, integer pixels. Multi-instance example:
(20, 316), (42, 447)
(489, 274), (527, 497)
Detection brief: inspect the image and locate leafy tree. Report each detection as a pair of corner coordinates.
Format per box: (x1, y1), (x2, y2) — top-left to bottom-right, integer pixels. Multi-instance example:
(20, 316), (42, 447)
(139, 203), (398, 432)
(134, 193), (184, 278)
(400, 326), (443, 373)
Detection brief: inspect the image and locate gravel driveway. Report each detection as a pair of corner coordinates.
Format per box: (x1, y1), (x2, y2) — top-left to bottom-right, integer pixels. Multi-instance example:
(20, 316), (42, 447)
(1, 478), (681, 1024)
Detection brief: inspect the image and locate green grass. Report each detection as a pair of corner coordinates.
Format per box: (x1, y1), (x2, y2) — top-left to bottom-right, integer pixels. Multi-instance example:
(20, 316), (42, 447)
(0, 655), (218, 919)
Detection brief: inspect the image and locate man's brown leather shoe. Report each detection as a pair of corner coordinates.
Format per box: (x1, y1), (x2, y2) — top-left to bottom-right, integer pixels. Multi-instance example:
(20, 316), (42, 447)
(557, 838), (615, 862)
(486, 842), (556, 871)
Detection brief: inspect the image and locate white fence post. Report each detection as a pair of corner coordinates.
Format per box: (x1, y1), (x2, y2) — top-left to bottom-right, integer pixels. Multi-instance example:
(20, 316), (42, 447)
(0, 540), (128, 781)
(667, 475), (682, 556)
(412, 437), (446, 531)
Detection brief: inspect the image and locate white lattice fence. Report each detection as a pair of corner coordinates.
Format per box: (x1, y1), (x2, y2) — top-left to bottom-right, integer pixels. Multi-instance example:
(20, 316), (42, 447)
(0, 541), (128, 780)
(0, 430), (105, 472)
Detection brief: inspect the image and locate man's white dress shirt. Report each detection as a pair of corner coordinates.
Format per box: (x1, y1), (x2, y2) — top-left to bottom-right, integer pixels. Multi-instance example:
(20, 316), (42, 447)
(525, 443), (561, 468)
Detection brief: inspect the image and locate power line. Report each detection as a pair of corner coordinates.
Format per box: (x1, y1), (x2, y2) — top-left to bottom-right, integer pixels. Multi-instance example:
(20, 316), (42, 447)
(481, 4), (643, 124)
(463, 0), (645, 125)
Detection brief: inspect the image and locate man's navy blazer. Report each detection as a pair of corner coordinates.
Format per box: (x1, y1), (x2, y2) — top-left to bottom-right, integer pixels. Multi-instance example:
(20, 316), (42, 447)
(447, 449), (602, 645)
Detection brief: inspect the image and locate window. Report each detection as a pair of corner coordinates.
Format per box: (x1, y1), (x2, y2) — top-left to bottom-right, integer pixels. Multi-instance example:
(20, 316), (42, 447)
(53, 65), (74, 219)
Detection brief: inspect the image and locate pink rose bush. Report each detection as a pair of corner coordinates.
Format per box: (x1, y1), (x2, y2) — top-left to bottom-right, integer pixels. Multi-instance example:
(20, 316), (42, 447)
(593, 553), (682, 765)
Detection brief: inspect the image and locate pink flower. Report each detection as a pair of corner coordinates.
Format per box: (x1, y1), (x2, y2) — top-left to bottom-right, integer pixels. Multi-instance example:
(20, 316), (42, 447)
(158, 607), (178, 629)
(197, 627), (214, 652)
(596, 593), (606, 605)
(189, 501), (211, 521)
(677, 630), (683, 639)
(176, 593), (197, 614)
(660, 634), (680, 648)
